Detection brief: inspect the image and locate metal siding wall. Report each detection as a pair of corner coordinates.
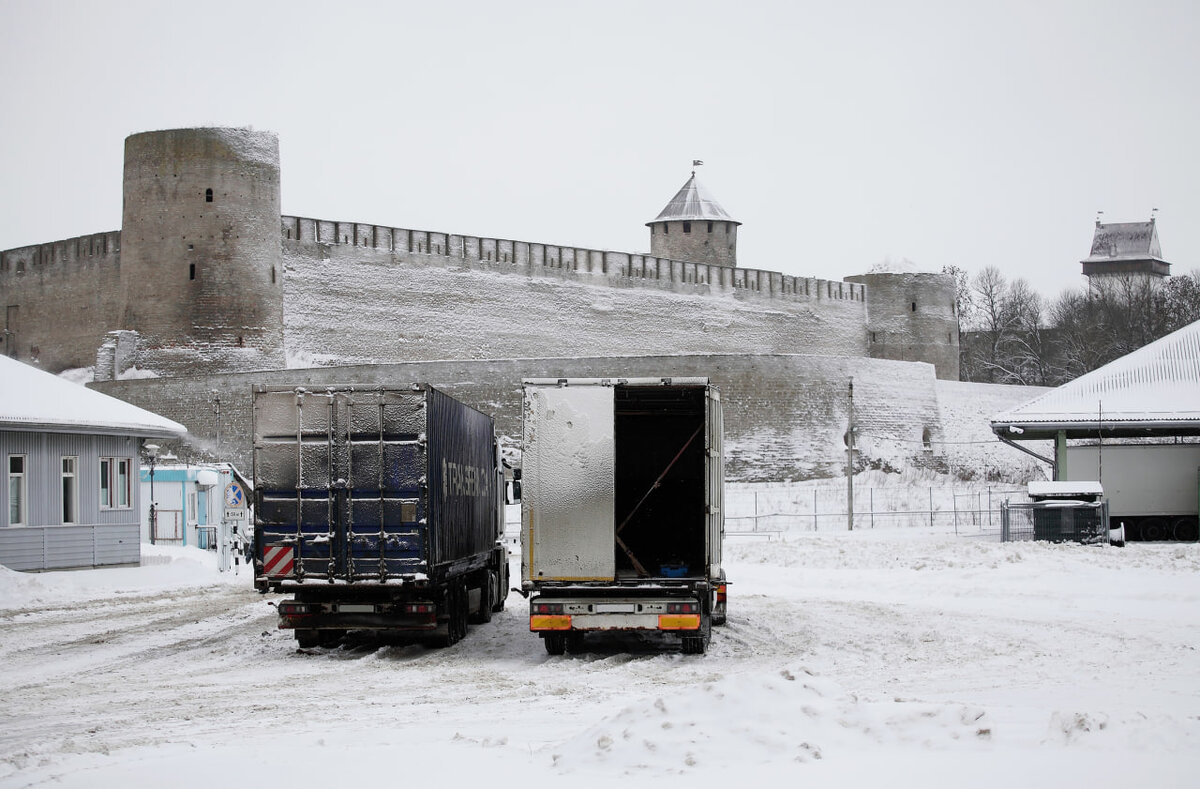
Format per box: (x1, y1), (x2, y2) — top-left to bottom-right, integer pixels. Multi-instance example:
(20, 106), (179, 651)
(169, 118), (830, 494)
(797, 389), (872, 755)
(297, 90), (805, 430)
(0, 430), (142, 570)
(44, 526), (95, 569)
(94, 523), (140, 565)
(0, 528), (44, 570)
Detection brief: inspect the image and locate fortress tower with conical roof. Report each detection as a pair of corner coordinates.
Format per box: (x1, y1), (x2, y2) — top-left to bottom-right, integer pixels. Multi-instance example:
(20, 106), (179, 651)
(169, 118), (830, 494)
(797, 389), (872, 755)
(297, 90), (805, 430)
(646, 172), (740, 267)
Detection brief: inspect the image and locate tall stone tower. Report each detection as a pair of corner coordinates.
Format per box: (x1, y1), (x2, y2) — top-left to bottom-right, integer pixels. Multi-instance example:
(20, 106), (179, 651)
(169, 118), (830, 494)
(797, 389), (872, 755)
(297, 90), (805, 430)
(845, 271), (961, 381)
(1081, 217), (1170, 285)
(119, 127), (284, 374)
(647, 171), (740, 267)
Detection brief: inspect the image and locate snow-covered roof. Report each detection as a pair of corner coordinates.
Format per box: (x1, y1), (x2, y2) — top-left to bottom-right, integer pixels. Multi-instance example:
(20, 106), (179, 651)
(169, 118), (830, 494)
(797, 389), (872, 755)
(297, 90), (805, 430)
(647, 174), (740, 225)
(991, 319), (1200, 438)
(1027, 481), (1103, 498)
(1082, 219), (1164, 263)
(0, 356), (187, 437)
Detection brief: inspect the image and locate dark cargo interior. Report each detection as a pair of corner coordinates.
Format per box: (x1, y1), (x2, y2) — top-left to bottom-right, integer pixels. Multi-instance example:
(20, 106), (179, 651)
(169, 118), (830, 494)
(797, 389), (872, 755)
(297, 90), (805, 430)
(614, 384), (707, 578)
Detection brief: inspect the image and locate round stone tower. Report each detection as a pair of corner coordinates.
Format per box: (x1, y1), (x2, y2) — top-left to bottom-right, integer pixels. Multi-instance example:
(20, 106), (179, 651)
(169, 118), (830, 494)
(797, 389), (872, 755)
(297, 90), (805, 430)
(647, 171), (740, 267)
(844, 271), (961, 380)
(119, 127), (284, 373)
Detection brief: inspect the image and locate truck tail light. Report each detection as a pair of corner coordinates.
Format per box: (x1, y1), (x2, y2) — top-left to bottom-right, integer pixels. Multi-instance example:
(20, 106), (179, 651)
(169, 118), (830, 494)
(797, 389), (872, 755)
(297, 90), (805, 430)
(532, 601), (563, 614)
(403, 603), (435, 614)
(278, 601), (313, 616)
(667, 601), (700, 614)
(717, 584), (727, 604)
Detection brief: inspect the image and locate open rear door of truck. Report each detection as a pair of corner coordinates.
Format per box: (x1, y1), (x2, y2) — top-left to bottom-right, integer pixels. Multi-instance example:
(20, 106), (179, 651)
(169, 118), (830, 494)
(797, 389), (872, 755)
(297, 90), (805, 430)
(522, 382), (616, 582)
(705, 385), (724, 576)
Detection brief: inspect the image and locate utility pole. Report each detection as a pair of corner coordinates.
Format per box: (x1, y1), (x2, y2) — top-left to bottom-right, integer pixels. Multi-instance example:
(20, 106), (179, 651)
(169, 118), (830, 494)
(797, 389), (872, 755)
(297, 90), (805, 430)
(847, 378), (854, 531)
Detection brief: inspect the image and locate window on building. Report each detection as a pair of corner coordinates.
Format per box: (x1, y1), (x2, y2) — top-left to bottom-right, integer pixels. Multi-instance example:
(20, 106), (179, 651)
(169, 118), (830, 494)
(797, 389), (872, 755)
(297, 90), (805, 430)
(189, 263), (196, 280)
(8, 455), (26, 526)
(205, 188), (213, 203)
(911, 301), (917, 312)
(707, 222), (713, 233)
(683, 222), (691, 233)
(61, 456), (78, 524)
(188, 491), (198, 526)
(100, 457), (132, 509)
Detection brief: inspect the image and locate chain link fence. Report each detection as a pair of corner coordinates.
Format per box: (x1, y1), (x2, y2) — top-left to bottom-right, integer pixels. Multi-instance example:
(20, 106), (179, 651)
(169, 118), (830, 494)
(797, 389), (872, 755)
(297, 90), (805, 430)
(724, 485), (1032, 538)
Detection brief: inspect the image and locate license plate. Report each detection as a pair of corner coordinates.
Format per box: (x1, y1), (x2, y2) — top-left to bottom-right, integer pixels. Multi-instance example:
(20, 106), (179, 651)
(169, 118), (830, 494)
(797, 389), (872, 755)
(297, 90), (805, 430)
(595, 603), (636, 614)
(335, 604), (375, 613)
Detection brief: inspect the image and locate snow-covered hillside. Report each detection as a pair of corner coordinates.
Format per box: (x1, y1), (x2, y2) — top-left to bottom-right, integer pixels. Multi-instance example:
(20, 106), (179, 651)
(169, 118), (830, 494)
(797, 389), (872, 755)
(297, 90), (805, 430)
(2, 532), (1197, 788)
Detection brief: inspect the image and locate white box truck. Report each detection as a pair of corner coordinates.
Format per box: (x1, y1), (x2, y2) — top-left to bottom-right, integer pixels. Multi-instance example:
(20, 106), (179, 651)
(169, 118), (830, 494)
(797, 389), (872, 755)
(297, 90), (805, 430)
(520, 377), (727, 655)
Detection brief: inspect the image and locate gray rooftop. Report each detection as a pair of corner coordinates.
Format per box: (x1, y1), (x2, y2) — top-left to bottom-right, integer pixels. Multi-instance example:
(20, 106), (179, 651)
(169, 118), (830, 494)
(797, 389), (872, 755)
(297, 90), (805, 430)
(648, 174), (740, 226)
(1082, 219), (1164, 263)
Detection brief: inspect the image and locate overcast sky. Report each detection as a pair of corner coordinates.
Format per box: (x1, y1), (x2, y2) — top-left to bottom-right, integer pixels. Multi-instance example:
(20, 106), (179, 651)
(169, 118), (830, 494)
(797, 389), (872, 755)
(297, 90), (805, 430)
(1, 0), (1197, 298)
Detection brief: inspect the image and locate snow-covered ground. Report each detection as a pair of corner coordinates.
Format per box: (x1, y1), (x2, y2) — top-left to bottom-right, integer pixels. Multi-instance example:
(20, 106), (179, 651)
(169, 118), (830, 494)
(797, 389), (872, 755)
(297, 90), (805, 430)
(8, 361), (1181, 785)
(3, 530), (1198, 788)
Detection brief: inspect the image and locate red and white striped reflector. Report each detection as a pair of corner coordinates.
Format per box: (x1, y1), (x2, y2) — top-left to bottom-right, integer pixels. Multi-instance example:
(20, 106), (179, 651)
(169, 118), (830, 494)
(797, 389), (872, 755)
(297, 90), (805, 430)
(263, 545), (295, 577)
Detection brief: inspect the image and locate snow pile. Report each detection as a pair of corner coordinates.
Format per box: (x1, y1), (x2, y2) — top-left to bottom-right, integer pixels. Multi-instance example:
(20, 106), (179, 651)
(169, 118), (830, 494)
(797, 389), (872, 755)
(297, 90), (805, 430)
(0, 545), (240, 612)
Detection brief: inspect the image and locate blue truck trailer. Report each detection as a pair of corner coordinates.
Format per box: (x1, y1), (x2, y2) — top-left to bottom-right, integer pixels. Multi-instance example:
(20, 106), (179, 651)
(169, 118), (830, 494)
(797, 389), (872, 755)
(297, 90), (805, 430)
(252, 384), (508, 647)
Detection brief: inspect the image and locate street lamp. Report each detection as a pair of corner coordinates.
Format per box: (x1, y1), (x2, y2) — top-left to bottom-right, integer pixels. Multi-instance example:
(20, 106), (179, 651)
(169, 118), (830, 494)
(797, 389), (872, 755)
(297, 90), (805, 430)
(144, 444), (159, 545)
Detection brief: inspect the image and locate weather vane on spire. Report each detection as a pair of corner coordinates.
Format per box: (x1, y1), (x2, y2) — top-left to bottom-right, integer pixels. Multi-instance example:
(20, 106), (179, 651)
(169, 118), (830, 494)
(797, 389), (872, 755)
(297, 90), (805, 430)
(692, 159), (703, 176)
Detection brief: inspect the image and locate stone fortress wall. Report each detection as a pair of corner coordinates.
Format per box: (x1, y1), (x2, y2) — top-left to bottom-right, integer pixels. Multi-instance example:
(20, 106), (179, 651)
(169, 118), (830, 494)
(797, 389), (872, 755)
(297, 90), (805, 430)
(0, 127), (959, 382)
(91, 353), (947, 483)
(0, 231), (123, 372)
(279, 215), (874, 367)
(0, 126), (979, 482)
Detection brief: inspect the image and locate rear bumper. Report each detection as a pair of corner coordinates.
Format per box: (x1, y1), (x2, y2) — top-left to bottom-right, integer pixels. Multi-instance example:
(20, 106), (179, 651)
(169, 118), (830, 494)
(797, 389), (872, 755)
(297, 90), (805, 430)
(529, 594), (702, 633)
(530, 613), (700, 631)
(278, 612), (437, 632)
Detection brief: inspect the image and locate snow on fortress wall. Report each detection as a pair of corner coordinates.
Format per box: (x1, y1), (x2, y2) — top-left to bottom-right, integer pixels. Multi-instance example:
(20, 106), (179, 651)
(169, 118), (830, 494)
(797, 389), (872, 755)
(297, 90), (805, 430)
(281, 216), (870, 365)
(91, 354), (945, 483)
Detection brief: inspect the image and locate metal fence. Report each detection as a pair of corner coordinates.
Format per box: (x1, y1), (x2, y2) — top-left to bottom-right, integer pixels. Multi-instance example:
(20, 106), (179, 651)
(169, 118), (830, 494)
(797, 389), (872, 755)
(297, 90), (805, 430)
(197, 526), (218, 550)
(724, 486), (1030, 536)
(999, 501), (1109, 543)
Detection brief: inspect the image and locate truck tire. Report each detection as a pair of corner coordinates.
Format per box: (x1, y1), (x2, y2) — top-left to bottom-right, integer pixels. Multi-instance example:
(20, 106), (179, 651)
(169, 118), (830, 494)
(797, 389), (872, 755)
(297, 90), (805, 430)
(544, 633), (567, 655)
(1174, 517), (1199, 542)
(437, 582), (468, 648)
(471, 572), (494, 625)
(566, 633), (585, 654)
(712, 571), (728, 626)
(295, 629), (320, 648)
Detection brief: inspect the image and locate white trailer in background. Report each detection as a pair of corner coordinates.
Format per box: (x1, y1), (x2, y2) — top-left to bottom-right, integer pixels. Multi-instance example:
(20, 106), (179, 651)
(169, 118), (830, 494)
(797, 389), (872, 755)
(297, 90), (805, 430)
(1063, 443), (1200, 541)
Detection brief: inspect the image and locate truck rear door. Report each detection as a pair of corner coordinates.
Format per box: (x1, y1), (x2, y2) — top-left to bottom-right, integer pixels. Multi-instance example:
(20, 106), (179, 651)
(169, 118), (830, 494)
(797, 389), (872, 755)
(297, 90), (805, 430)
(705, 386), (724, 575)
(254, 387), (428, 583)
(522, 383), (616, 582)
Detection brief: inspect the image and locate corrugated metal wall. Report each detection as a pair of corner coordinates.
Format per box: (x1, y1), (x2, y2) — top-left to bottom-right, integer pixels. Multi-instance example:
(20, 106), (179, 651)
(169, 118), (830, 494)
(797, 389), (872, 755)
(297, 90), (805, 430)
(1, 430), (142, 571)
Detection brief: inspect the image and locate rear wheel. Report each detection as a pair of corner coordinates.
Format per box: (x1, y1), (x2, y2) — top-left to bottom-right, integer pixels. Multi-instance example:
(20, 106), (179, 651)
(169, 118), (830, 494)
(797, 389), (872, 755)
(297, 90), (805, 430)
(1173, 517), (1199, 542)
(544, 633), (566, 655)
(1142, 518), (1169, 541)
(566, 632), (585, 653)
(475, 572), (495, 624)
(295, 629), (320, 648)
(437, 582), (468, 648)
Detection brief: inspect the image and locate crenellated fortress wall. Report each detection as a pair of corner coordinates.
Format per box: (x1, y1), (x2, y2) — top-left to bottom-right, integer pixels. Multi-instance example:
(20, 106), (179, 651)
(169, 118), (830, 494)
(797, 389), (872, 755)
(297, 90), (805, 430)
(279, 215), (872, 368)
